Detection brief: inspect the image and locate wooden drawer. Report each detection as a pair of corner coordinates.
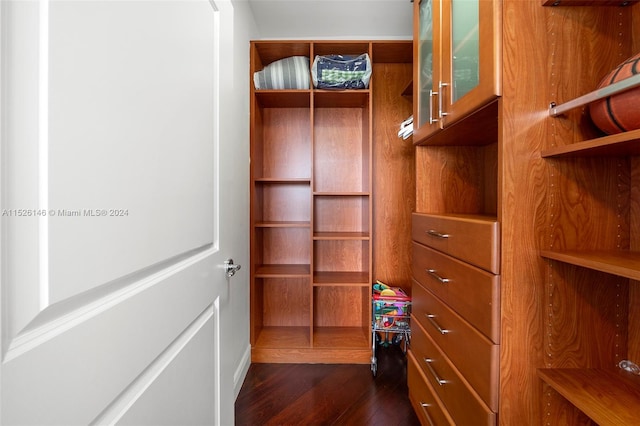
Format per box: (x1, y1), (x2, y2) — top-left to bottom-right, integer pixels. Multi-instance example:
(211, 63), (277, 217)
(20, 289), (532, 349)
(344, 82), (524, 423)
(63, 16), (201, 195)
(412, 213), (500, 274)
(412, 282), (499, 411)
(410, 319), (496, 425)
(412, 242), (500, 343)
(407, 350), (455, 426)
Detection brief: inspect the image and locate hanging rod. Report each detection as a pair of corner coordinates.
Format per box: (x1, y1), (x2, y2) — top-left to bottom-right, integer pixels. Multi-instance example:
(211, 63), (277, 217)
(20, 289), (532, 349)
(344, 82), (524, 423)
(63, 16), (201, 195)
(549, 73), (640, 117)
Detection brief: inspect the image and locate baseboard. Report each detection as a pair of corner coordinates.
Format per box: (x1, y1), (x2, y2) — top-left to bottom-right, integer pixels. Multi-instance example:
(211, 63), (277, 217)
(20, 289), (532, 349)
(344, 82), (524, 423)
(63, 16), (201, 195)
(233, 343), (251, 399)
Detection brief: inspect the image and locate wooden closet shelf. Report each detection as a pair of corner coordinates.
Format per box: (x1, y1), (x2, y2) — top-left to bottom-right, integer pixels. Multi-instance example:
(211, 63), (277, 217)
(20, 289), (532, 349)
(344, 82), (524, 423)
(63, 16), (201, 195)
(542, 0), (640, 6)
(413, 99), (498, 146)
(255, 221), (311, 228)
(254, 326), (311, 349)
(540, 250), (640, 281)
(254, 90), (311, 108)
(313, 232), (370, 240)
(541, 128), (640, 157)
(255, 264), (311, 277)
(313, 271), (370, 285)
(313, 327), (369, 349)
(538, 368), (640, 426)
(254, 178), (311, 183)
(313, 90), (370, 108)
(313, 191), (371, 197)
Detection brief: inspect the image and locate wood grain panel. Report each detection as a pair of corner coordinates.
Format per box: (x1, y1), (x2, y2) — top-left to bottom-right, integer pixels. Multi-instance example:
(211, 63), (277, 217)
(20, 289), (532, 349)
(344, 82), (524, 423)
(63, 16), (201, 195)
(410, 320), (496, 425)
(542, 382), (596, 426)
(260, 228), (310, 265)
(314, 196), (368, 233)
(313, 240), (368, 272)
(312, 41), (371, 59)
(546, 6), (633, 148)
(499, 1), (552, 424)
(259, 183), (311, 222)
(263, 278), (310, 327)
(372, 62), (415, 292)
(630, 157), (640, 362)
(253, 326), (310, 349)
(538, 4), (636, 424)
(542, 0), (638, 6)
(314, 108), (366, 193)
(407, 351), (456, 426)
(412, 213), (500, 273)
(412, 282), (499, 411)
(252, 41), (311, 70)
(313, 287), (365, 327)
(261, 108), (311, 178)
(547, 157), (630, 251)
(546, 263), (628, 367)
(412, 243), (501, 343)
(539, 369), (640, 425)
(415, 145), (497, 215)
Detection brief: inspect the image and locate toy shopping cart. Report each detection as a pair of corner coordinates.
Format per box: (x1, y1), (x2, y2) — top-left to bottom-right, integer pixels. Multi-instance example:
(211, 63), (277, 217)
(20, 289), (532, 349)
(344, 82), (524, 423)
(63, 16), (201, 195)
(371, 282), (411, 377)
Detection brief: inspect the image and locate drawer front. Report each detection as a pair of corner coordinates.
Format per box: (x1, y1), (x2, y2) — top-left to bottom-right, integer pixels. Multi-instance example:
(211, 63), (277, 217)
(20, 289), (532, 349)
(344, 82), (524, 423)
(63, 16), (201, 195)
(412, 283), (499, 411)
(410, 320), (496, 426)
(412, 213), (500, 274)
(412, 242), (500, 343)
(407, 351), (454, 426)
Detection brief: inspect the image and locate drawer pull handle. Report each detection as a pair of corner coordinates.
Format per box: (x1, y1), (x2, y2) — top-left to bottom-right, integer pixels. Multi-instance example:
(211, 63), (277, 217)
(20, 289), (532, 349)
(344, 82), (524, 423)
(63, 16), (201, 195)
(424, 358), (448, 385)
(426, 314), (449, 335)
(426, 229), (450, 239)
(426, 269), (450, 284)
(438, 81), (449, 120)
(420, 403), (436, 426)
(428, 89), (439, 124)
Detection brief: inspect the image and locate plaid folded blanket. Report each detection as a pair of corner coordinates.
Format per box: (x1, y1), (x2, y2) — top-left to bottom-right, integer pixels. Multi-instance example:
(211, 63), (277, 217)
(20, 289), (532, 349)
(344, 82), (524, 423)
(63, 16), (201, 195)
(312, 54), (371, 90)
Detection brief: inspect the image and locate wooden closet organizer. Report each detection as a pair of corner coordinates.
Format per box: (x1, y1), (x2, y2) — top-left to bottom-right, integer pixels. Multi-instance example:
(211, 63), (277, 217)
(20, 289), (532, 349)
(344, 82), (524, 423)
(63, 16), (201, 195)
(249, 40), (414, 363)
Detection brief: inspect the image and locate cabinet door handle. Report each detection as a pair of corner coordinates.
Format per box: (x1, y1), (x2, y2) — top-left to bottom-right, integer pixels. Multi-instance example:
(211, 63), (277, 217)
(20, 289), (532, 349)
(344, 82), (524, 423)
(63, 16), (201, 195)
(426, 314), (450, 335)
(426, 229), (449, 239)
(424, 358), (448, 385)
(420, 403), (436, 426)
(429, 89), (439, 124)
(426, 269), (450, 284)
(438, 81), (449, 121)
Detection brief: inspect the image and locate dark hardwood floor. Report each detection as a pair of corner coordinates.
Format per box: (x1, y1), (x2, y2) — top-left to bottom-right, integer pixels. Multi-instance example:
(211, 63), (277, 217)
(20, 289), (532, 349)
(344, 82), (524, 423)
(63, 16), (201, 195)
(235, 344), (421, 425)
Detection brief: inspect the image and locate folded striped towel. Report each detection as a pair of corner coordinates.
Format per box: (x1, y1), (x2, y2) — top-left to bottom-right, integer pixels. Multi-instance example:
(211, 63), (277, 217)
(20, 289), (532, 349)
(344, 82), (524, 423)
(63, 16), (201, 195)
(253, 56), (310, 90)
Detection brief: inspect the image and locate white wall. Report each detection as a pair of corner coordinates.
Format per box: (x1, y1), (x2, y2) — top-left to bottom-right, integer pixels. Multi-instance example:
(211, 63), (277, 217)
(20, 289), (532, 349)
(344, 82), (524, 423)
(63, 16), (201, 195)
(246, 0), (413, 40)
(220, 0), (259, 399)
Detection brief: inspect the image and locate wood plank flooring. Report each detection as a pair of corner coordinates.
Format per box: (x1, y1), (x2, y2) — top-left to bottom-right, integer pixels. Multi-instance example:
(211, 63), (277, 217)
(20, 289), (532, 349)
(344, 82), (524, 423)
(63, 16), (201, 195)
(235, 344), (421, 425)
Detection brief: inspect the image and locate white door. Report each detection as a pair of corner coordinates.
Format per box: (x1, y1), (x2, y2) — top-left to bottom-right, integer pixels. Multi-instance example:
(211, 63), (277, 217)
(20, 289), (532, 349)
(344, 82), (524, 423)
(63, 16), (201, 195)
(0, 0), (244, 424)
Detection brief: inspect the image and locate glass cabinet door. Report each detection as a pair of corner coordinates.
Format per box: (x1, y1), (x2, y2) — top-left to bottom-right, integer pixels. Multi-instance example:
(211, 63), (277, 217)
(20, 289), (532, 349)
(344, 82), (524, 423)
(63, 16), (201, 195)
(413, 0), (442, 142)
(413, 0), (500, 144)
(440, 0), (500, 126)
(451, 0), (479, 102)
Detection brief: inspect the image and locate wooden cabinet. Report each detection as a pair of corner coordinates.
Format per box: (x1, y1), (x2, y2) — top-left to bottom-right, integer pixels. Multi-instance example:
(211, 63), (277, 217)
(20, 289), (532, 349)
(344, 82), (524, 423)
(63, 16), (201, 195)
(250, 40), (414, 363)
(407, 352), (455, 425)
(412, 213), (500, 273)
(408, 0), (501, 421)
(410, 317), (496, 425)
(533, 2), (640, 424)
(412, 240), (500, 343)
(409, 215), (500, 424)
(408, 0), (640, 424)
(412, 0), (501, 144)
(536, 55), (640, 426)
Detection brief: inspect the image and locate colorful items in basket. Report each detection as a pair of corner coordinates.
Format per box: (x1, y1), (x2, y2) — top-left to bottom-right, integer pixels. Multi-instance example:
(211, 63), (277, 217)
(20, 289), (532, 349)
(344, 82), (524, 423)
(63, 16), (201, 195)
(373, 280), (410, 329)
(373, 280), (409, 299)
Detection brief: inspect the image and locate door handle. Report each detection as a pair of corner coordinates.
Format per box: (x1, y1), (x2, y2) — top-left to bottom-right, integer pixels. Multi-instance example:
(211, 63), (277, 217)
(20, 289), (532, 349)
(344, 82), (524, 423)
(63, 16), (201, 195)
(224, 259), (241, 278)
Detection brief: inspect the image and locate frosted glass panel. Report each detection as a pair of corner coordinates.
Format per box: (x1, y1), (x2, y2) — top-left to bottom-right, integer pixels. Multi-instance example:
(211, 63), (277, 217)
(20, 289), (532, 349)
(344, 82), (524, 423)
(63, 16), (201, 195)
(418, 0), (433, 128)
(451, 0), (479, 102)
